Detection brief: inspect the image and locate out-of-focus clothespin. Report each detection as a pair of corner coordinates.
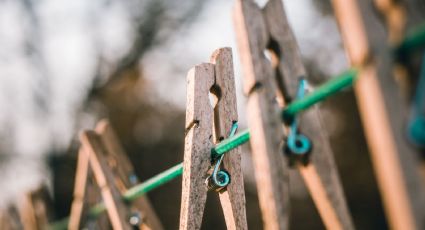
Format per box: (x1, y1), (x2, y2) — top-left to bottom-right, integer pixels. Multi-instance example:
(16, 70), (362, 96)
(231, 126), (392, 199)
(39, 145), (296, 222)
(234, 0), (354, 229)
(95, 119), (163, 230)
(69, 122), (164, 230)
(79, 131), (133, 230)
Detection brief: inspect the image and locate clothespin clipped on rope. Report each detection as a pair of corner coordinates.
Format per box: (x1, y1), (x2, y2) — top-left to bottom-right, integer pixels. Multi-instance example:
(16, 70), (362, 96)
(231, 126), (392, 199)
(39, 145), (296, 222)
(180, 47), (247, 230)
(205, 122), (238, 192)
(234, 0), (354, 229)
(68, 120), (163, 230)
(94, 120), (164, 230)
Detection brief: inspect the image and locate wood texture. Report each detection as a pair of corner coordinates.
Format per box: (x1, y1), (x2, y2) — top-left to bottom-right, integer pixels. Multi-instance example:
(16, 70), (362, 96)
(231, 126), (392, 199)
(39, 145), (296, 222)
(68, 149), (91, 230)
(80, 131), (132, 230)
(234, 1), (289, 229)
(180, 63), (215, 230)
(210, 47), (248, 230)
(263, 0), (355, 229)
(95, 120), (164, 230)
(332, 0), (425, 229)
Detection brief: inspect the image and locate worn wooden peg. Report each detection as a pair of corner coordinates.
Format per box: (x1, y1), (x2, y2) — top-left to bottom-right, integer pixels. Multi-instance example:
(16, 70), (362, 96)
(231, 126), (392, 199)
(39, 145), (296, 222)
(179, 47), (247, 230)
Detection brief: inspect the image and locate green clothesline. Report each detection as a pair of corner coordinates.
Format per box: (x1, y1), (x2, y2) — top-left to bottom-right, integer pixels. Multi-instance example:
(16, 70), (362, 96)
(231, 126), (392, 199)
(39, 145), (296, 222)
(49, 68), (357, 230)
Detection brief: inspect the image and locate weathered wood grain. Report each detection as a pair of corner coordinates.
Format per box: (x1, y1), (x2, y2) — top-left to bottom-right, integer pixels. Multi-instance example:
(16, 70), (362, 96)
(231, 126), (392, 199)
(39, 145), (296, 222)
(95, 120), (164, 230)
(332, 0), (425, 229)
(210, 47), (248, 230)
(179, 63), (215, 230)
(234, 1), (290, 229)
(80, 131), (132, 230)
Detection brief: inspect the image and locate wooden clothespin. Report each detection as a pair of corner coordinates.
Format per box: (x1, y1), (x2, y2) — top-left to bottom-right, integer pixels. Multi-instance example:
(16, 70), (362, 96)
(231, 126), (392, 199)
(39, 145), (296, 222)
(69, 121), (164, 230)
(79, 131), (133, 230)
(180, 47), (247, 230)
(332, 0), (425, 229)
(234, 0), (354, 229)
(95, 119), (163, 230)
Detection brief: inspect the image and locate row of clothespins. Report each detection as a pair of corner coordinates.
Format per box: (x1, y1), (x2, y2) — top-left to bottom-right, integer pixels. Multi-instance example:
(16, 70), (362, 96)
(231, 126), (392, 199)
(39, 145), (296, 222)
(58, 47), (353, 230)
(3, 0), (424, 229)
(56, 0), (358, 227)
(5, 0), (357, 229)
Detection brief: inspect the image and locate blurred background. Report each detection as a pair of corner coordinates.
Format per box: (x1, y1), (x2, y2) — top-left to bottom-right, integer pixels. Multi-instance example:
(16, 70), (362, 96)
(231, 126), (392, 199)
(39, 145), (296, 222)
(0, 0), (408, 229)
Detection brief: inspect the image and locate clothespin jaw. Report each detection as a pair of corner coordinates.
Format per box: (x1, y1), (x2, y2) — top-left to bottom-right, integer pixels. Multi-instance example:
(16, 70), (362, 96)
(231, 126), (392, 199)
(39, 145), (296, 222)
(180, 48), (247, 230)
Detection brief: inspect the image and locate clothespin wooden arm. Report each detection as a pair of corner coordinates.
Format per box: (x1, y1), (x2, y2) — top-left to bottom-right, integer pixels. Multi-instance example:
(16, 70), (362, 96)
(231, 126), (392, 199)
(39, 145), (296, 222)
(234, 1), (290, 229)
(179, 64), (215, 230)
(210, 47), (248, 230)
(68, 149), (91, 230)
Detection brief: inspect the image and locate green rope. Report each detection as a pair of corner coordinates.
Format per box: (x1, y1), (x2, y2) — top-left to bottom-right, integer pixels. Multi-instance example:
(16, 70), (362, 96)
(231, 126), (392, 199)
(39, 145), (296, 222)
(282, 68), (358, 121)
(49, 68), (358, 229)
(49, 164), (184, 230)
(211, 129), (250, 157)
(124, 163), (183, 201)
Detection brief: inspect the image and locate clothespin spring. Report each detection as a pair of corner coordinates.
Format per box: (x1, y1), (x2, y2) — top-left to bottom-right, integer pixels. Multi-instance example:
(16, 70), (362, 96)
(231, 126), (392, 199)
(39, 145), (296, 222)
(128, 212), (143, 229)
(206, 122), (238, 192)
(285, 78), (312, 165)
